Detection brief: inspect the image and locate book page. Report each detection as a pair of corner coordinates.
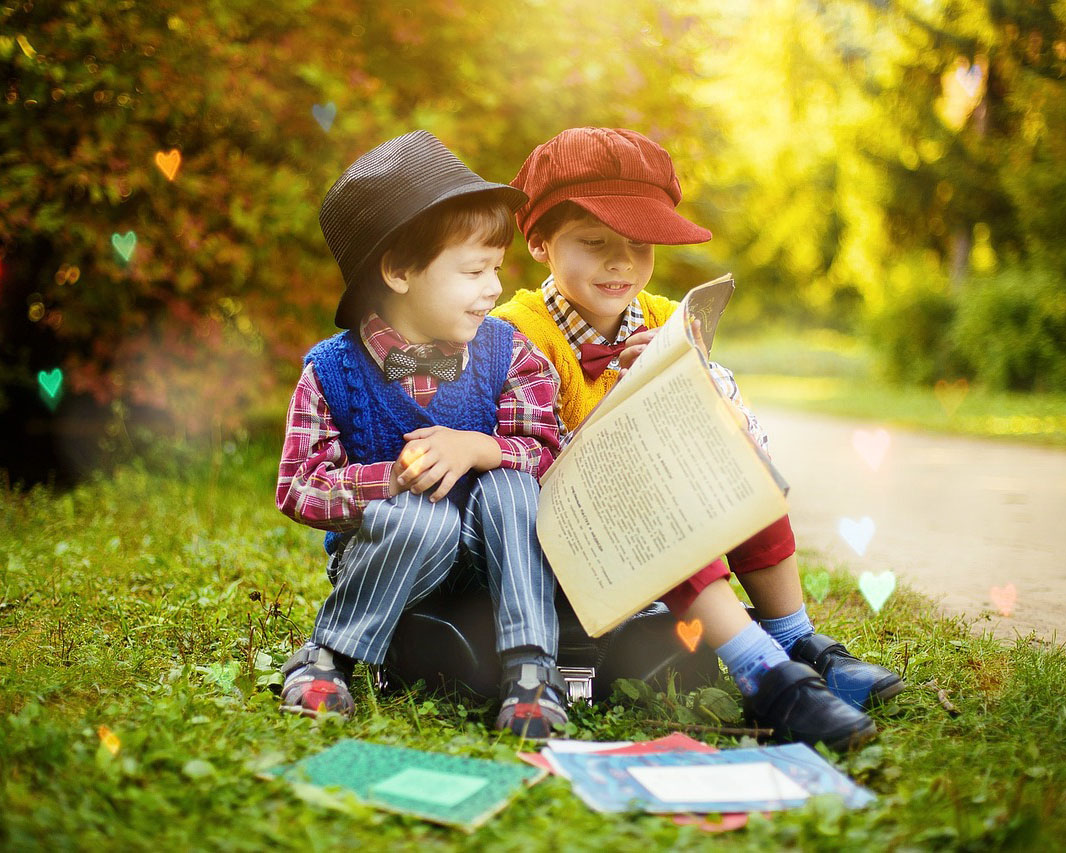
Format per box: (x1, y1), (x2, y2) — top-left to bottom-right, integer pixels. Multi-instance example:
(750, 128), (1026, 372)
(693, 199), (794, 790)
(537, 348), (789, 636)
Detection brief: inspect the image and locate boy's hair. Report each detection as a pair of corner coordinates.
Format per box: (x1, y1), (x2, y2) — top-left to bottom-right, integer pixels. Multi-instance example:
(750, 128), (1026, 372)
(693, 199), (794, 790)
(340, 191), (514, 326)
(527, 200), (600, 243)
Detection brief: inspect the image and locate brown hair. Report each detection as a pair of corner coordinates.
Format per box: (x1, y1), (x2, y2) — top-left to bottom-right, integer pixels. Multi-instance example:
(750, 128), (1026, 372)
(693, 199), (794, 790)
(342, 191), (515, 325)
(528, 200), (601, 242)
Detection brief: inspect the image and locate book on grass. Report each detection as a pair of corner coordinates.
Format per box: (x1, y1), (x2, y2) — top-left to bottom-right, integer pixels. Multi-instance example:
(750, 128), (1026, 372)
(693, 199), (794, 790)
(547, 742), (875, 814)
(537, 274), (791, 636)
(264, 739), (545, 832)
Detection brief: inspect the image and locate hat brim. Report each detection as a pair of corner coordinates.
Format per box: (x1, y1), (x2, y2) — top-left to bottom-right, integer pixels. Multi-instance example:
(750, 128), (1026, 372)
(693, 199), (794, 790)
(570, 195), (712, 245)
(334, 182), (527, 328)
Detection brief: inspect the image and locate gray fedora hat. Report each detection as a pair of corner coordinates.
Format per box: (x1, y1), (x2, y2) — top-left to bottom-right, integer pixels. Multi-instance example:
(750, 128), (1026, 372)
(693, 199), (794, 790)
(320, 130), (528, 329)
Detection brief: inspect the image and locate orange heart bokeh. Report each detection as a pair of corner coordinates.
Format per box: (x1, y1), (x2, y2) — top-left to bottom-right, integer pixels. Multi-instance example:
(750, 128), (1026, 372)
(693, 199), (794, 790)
(676, 618), (703, 652)
(155, 149), (181, 181)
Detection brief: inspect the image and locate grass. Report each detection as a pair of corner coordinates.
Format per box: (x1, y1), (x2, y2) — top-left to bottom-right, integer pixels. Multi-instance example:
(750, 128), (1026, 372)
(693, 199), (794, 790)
(2, 432), (1065, 850)
(712, 328), (1066, 447)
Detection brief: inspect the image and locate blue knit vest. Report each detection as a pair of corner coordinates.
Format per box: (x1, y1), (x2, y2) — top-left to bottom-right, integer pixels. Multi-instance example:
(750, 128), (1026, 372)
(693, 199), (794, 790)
(305, 316), (514, 555)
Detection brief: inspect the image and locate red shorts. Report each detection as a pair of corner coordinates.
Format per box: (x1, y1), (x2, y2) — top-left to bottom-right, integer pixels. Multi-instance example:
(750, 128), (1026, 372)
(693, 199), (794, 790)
(659, 515), (796, 614)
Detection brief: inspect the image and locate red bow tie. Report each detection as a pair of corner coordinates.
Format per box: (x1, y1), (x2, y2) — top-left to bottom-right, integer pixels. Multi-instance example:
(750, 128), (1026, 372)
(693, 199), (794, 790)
(578, 326), (648, 379)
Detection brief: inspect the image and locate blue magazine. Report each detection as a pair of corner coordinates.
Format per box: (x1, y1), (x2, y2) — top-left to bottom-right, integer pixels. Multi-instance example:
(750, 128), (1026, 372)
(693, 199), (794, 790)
(546, 743), (875, 814)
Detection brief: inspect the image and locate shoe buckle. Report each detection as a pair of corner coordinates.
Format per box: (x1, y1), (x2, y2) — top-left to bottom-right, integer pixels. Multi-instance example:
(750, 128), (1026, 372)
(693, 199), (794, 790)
(558, 666), (596, 703)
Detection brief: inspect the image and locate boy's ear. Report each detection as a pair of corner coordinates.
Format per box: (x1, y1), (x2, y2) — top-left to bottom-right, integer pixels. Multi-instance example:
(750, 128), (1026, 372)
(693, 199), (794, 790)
(379, 251), (410, 295)
(527, 234), (550, 264)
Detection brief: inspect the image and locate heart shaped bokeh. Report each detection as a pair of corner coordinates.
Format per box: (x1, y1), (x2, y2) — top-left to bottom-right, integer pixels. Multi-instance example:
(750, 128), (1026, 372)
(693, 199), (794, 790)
(803, 570), (831, 604)
(859, 570), (896, 613)
(838, 516), (876, 556)
(37, 368), (63, 411)
(676, 618), (703, 652)
(111, 231), (137, 263)
(312, 102), (337, 132)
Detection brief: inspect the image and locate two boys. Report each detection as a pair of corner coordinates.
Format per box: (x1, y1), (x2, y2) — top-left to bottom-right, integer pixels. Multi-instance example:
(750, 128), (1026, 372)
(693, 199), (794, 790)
(276, 127), (902, 750)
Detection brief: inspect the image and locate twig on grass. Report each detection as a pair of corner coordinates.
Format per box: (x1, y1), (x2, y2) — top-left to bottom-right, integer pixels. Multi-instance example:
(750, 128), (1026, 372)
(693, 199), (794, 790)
(924, 679), (960, 716)
(627, 719), (775, 740)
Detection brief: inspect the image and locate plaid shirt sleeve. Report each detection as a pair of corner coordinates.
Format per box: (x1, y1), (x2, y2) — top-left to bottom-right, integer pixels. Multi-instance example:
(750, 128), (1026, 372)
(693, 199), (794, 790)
(707, 361), (772, 454)
(494, 331), (563, 480)
(275, 362), (393, 530)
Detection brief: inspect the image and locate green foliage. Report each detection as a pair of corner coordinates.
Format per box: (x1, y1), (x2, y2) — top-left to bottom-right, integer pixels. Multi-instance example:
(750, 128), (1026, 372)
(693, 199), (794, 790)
(612, 676), (743, 727)
(868, 261), (1066, 392)
(4, 1), (1065, 432)
(953, 264), (1066, 392)
(869, 286), (962, 386)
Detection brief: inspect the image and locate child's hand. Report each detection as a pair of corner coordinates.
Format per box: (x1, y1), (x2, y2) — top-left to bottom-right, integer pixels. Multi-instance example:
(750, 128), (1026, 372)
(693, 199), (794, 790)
(618, 328), (660, 370)
(395, 427), (502, 502)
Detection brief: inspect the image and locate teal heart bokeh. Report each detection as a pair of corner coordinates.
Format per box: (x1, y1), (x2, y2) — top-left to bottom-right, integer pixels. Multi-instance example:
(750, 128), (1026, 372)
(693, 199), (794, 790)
(38, 367), (63, 411)
(859, 570), (896, 614)
(111, 230), (137, 263)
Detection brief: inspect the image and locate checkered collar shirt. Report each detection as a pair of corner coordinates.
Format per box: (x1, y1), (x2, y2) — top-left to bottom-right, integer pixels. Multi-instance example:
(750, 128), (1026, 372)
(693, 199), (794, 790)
(541, 276), (645, 361)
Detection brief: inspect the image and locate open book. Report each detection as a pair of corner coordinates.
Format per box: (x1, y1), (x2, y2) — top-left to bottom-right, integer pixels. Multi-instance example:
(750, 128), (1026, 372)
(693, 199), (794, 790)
(537, 274), (790, 637)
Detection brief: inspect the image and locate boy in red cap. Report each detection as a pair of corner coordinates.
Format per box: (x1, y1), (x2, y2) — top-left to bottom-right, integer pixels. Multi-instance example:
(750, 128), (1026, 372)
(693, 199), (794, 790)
(275, 131), (567, 738)
(494, 127), (902, 751)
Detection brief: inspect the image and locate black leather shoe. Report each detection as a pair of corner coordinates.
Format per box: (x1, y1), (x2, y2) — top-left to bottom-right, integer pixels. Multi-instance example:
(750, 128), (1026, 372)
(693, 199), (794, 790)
(791, 634), (904, 711)
(748, 660), (877, 752)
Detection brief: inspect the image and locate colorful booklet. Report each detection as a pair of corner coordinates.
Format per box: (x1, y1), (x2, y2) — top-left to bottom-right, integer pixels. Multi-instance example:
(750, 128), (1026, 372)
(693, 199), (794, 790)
(266, 739), (545, 832)
(547, 742), (875, 814)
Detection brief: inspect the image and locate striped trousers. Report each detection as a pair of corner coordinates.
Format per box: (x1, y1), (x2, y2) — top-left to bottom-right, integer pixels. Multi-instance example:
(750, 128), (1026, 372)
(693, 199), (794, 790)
(312, 468), (559, 665)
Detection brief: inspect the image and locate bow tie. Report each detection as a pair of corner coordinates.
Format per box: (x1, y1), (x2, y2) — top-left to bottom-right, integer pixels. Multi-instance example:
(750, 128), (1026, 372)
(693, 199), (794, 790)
(383, 347), (463, 383)
(578, 325), (648, 379)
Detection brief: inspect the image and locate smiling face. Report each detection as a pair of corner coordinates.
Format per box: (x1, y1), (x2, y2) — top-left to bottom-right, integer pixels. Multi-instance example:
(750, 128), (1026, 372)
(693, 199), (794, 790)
(527, 213), (655, 340)
(378, 234), (505, 344)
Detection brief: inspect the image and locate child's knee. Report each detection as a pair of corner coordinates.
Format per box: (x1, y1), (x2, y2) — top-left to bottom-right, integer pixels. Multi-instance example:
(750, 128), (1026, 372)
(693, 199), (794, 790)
(472, 468), (539, 512)
(381, 488), (462, 541)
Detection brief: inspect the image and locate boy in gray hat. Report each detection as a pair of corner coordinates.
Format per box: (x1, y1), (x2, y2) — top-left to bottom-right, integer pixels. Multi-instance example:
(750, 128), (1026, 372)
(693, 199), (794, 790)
(275, 131), (567, 738)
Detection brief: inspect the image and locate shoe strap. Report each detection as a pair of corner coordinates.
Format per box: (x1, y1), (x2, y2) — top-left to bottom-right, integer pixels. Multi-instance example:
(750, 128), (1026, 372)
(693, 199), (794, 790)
(280, 643), (353, 678)
(280, 644), (314, 675)
(500, 662), (567, 700)
(794, 633), (854, 672)
(750, 660), (826, 717)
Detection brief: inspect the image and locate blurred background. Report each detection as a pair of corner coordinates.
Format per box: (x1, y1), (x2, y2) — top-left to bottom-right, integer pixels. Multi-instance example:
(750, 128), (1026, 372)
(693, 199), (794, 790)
(2, 0), (1064, 485)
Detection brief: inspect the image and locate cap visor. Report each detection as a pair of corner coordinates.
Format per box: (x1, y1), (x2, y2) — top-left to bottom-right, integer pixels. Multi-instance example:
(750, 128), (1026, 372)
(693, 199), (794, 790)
(573, 196), (711, 244)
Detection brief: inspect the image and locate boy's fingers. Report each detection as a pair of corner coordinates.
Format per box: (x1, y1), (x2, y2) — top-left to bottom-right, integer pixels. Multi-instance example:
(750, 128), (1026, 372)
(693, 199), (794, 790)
(617, 344), (646, 370)
(403, 427), (437, 439)
(623, 330), (656, 347)
(396, 446), (432, 484)
(406, 460), (445, 494)
(429, 472), (460, 502)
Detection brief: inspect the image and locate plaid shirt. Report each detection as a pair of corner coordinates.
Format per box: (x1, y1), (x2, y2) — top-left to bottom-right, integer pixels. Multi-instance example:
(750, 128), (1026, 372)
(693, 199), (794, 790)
(276, 314), (562, 531)
(541, 277), (770, 453)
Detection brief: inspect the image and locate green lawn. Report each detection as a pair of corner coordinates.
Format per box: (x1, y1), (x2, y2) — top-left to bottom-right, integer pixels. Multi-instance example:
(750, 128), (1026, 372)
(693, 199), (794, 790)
(712, 329), (1066, 447)
(2, 435), (1064, 850)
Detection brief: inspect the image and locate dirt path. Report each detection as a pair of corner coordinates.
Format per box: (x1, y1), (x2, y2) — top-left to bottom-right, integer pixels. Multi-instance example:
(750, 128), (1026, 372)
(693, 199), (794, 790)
(755, 407), (1066, 642)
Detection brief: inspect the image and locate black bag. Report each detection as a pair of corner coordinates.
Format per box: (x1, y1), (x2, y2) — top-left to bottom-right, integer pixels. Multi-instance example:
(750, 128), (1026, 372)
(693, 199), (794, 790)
(382, 585), (721, 702)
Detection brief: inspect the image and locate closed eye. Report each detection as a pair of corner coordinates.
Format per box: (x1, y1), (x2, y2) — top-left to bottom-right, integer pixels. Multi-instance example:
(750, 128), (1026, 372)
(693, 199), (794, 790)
(580, 239), (604, 247)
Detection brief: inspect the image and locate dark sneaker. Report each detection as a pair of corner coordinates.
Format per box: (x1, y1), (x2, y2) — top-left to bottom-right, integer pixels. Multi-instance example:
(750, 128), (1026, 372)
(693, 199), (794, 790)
(748, 660), (877, 752)
(279, 642), (356, 718)
(496, 662), (569, 741)
(790, 634), (904, 711)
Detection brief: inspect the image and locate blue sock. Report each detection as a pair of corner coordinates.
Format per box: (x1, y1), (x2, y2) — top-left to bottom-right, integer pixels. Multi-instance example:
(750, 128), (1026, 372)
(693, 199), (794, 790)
(759, 604), (815, 654)
(715, 622), (789, 697)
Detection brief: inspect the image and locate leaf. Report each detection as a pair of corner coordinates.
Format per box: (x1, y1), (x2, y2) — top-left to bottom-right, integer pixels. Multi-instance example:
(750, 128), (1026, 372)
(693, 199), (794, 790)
(697, 687), (741, 723)
(253, 651), (274, 671)
(614, 678), (635, 699)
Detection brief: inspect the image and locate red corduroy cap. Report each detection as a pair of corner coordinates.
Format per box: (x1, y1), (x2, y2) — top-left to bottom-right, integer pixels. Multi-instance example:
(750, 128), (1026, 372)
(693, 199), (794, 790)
(511, 127), (712, 245)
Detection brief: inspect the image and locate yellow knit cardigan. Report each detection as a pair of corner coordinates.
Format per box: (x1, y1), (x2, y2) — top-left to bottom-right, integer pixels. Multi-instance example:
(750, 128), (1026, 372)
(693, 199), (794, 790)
(493, 288), (677, 432)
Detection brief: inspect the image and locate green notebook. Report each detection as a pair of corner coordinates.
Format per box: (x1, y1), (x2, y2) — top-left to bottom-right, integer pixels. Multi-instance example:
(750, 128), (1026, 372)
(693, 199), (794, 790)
(267, 739), (545, 831)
